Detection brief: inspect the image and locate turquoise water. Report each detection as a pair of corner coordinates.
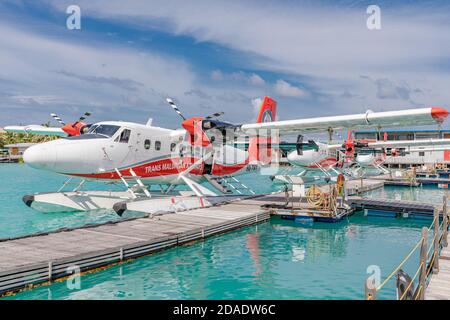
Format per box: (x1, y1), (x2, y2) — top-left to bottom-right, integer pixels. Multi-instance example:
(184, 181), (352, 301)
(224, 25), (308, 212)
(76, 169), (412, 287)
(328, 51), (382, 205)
(0, 164), (442, 299)
(7, 216), (425, 300)
(365, 184), (450, 204)
(0, 164), (141, 239)
(0, 164), (280, 239)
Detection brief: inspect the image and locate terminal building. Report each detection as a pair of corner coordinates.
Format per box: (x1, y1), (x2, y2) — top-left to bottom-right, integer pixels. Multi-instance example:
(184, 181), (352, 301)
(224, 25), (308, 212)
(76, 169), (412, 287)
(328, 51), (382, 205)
(354, 129), (450, 169)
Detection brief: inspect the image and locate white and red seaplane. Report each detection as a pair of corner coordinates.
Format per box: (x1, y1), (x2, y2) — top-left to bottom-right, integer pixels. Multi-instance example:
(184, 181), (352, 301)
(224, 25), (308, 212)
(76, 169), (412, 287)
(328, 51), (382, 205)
(5, 97), (449, 215)
(282, 129), (450, 181)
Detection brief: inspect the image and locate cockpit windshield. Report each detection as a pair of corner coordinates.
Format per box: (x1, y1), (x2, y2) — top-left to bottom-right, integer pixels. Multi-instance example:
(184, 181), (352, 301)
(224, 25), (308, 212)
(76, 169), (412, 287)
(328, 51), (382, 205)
(87, 125), (120, 137)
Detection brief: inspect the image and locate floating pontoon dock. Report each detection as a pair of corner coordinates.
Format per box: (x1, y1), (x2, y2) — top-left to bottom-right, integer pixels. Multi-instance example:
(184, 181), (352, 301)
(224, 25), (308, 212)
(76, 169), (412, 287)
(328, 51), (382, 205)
(348, 197), (438, 219)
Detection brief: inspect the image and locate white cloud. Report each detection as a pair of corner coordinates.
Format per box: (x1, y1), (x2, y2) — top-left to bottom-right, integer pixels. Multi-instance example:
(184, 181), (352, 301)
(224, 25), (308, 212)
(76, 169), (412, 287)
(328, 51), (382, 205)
(210, 69), (223, 81)
(249, 73), (265, 86)
(0, 22), (200, 126)
(251, 97), (263, 117)
(42, 0), (450, 116)
(274, 80), (307, 98)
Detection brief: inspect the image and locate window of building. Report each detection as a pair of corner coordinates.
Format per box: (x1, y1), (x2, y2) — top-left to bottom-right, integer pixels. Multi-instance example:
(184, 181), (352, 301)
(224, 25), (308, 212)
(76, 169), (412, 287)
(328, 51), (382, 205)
(419, 151), (425, 157)
(118, 129), (131, 143)
(155, 141), (161, 151)
(144, 139), (151, 150)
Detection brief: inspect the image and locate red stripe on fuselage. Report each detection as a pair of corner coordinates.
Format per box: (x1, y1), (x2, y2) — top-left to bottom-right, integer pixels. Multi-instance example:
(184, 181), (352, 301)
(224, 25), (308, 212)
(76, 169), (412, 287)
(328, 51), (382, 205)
(69, 156), (248, 179)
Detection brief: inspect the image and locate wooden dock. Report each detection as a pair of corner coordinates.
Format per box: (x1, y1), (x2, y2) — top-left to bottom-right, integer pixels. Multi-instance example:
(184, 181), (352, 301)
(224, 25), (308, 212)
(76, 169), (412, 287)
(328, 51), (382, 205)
(426, 236), (450, 300)
(0, 197), (270, 295)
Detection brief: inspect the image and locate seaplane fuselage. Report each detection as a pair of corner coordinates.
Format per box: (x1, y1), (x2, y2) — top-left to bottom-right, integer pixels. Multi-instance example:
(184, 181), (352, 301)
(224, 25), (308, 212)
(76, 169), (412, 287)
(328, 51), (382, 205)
(23, 121), (252, 185)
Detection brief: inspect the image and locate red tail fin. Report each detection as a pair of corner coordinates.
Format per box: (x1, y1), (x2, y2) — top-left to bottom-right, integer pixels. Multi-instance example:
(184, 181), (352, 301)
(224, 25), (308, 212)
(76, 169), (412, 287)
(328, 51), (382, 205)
(256, 96), (277, 123)
(249, 96), (277, 164)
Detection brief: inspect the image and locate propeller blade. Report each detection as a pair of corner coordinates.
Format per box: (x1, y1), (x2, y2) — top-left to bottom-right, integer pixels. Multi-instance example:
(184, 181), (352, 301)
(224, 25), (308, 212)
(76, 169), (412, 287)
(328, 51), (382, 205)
(166, 98), (186, 120)
(78, 112), (92, 122)
(296, 134), (303, 155)
(50, 113), (66, 126)
(204, 112), (224, 120)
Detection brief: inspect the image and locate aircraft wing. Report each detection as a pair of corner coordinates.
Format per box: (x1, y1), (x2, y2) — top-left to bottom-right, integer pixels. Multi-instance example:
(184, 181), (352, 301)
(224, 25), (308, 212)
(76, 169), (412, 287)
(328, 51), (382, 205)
(240, 107), (449, 135)
(408, 146), (450, 152)
(368, 139), (450, 148)
(4, 125), (67, 137)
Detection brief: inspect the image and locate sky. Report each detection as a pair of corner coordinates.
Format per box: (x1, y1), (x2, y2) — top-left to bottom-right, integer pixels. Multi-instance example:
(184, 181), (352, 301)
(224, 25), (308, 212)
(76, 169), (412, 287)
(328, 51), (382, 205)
(0, 0), (450, 135)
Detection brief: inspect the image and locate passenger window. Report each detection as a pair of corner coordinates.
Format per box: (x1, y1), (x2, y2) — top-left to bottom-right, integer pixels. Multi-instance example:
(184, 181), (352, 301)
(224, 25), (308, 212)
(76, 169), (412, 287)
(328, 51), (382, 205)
(119, 129), (131, 143)
(155, 141), (161, 151)
(144, 139), (151, 150)
(170, 143), (176, 152)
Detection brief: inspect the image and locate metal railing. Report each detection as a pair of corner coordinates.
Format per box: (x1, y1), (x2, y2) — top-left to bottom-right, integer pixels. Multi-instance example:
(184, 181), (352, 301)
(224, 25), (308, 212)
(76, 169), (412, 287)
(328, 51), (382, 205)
(365, 195), (449, 300)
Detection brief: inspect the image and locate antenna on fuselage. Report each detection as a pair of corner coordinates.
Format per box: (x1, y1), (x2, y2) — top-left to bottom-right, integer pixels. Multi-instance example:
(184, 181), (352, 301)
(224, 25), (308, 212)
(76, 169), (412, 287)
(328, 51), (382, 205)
(165, 98), (186, 120)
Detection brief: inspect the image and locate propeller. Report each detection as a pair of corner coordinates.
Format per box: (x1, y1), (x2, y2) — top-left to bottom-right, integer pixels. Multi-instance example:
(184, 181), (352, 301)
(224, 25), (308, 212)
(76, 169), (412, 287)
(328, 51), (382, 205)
(296, 135), (303, 155)
(344, 130), (355, 159)
(165, 97), (229, 146)
(204, 112), (225, 120)
(50, 113), (66, 126)
(165, 98), (224, 120)
(50, 112), (92, 136)
(166, 98), (186, 120)
(77, 112), (91, 123)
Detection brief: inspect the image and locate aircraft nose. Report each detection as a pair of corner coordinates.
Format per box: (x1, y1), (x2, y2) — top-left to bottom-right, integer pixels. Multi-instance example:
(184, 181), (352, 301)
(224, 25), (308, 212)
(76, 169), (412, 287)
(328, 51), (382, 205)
(23, 143), (56, 170)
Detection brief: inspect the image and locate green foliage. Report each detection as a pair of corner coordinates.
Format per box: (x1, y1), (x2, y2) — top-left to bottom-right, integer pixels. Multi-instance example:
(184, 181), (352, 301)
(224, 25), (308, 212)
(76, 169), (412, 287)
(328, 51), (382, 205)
(0, 132), (59, 148)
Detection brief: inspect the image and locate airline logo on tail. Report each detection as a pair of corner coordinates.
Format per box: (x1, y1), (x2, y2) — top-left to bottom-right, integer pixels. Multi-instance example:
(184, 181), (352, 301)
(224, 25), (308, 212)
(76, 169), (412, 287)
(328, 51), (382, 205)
(249, 96), (277, 165)
(256, 96), (277, 124)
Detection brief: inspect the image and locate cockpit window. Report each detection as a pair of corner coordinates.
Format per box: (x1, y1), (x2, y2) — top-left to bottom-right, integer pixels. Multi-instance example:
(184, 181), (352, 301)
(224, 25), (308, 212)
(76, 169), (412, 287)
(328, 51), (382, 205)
(87, 125), (120, 137)
(118, 129), (131, 143)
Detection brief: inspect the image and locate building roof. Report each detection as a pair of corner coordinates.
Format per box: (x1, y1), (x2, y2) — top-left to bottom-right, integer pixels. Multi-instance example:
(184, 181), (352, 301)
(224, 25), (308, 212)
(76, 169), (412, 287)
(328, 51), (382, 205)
(4, 143), (36, 148)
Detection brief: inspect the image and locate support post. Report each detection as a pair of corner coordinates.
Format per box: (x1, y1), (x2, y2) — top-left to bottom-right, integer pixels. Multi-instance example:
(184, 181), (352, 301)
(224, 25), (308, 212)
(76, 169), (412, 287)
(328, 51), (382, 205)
(433, 207), (440, 274)
(48, 261), (53, 281)
(418, 227), (428, 300)
(444, 195), (448, 247)
(365, 278), (377, 300)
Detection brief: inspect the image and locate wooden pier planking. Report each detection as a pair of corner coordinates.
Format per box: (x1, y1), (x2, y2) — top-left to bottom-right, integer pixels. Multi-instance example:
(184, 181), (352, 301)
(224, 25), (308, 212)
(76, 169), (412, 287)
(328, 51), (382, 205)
(0, 198), (271, 294)
(426, 239), (450, 300)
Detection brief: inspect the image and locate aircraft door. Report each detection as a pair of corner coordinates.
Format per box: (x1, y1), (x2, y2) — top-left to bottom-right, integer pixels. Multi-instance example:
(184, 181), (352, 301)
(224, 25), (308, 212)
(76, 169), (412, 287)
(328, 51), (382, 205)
(109, 127), (138, 168)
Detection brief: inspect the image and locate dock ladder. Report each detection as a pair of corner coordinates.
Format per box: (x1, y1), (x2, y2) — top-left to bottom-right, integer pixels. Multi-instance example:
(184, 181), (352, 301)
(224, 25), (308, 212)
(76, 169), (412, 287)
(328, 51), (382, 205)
(115, 168), (151, 199)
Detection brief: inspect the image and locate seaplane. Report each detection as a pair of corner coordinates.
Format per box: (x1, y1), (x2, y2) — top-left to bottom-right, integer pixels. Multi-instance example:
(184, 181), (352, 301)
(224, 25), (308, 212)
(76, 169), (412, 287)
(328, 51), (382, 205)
(5, 97), (449, 215)
(277, 130), (450, 183)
